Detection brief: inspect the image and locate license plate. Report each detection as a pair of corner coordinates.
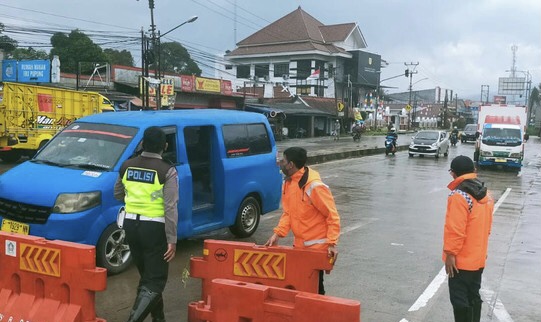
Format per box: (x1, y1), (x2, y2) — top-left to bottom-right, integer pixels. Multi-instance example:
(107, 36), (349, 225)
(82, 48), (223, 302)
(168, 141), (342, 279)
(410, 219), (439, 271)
(495, 158), (506, 163)
(1, 219), (30, 235)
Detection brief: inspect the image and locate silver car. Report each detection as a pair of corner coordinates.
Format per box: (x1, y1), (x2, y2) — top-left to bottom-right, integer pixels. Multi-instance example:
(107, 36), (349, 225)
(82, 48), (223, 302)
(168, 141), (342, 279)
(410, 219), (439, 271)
(408, 130), (450, 158)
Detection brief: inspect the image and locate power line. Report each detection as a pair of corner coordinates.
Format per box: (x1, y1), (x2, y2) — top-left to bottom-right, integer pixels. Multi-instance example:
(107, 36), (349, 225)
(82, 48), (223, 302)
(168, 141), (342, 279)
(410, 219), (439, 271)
(0, 4), (138, 31)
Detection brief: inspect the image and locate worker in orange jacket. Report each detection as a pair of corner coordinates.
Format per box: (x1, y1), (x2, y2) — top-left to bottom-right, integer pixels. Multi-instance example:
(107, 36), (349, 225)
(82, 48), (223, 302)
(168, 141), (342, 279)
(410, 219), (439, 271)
(443, 155), (494, 322)
(266, 147), (340, 295)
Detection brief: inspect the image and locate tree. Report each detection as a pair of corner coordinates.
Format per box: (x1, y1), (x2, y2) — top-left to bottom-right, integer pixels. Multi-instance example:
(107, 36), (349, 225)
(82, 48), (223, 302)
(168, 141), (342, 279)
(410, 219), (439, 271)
(11, 47), (49, 60)
(104, 48), (134, 67)
(50, 30), (108, 73)
(156, 41), (201, 76)
(0, 23), (17, 54)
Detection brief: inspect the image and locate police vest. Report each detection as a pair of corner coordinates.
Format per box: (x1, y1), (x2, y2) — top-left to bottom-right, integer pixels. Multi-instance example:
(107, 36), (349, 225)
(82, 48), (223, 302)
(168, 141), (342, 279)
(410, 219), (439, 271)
(120, 156), (173, 218)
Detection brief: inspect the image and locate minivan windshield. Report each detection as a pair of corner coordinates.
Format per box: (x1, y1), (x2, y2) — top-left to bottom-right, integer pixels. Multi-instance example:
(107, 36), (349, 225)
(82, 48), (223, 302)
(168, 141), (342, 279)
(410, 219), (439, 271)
(33, 123), (138, 170)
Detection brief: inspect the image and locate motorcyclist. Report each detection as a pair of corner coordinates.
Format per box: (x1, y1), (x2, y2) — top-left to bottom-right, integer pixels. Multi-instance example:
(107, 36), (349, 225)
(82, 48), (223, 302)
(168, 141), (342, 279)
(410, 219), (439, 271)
(451, 126), (459, 144)
(385, 127), (398, 151)
(352, 121), (364, 135)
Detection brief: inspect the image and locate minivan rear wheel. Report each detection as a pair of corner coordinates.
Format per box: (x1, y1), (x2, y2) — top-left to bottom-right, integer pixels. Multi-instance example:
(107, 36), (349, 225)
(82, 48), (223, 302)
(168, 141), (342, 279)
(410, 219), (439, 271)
(96, 224), (132, 275)
(229, 196), (261, 238)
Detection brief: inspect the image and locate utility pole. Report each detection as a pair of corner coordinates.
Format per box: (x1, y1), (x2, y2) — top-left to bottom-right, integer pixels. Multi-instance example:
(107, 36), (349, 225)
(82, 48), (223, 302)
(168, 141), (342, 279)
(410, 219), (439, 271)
(480, 85), (490, 104)
(141, 28), (150, 109)
(347, 74), (352, 132)
(405, 62), (419, 130)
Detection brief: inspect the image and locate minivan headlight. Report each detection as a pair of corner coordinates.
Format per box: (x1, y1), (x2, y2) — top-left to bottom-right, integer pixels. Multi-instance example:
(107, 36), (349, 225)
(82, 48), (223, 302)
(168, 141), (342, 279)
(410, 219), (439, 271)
(53, 192), (101, 213)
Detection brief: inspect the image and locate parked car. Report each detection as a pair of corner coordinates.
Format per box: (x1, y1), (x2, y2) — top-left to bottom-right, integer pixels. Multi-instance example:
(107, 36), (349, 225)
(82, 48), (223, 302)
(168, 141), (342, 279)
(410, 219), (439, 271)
(461, 124), (478, 143)
(0, 109), (283, 274)
(408, 130), (450, 158)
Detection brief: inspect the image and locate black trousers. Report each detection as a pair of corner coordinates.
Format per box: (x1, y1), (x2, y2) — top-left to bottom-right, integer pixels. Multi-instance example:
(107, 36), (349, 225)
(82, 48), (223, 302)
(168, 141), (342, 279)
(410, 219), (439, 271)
(319, 270), (325, 295)
(448, 268), (484, 308)
(124, 219), (169, 293)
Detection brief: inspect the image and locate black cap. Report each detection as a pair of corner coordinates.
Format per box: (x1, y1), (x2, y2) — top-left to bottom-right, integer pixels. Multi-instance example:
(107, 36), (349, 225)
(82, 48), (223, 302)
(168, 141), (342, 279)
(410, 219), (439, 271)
(450, 155), (475, 176)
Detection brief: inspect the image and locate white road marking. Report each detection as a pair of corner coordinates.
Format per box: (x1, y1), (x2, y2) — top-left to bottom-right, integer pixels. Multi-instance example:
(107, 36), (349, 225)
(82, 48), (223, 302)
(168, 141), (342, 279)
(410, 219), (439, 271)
(481, 289), (514, 322)
(494, 187), (511, 212)
(400, 187), (513, 320)
(408, 266), (447, 312)
(340, 218), (379, 235)
(261, 212), (281, 221)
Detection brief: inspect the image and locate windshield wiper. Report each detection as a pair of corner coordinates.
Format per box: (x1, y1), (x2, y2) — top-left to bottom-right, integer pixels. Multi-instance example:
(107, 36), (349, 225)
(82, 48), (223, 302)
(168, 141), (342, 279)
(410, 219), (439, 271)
(69, 163), (110, 171)
(30, 159), (70, 167)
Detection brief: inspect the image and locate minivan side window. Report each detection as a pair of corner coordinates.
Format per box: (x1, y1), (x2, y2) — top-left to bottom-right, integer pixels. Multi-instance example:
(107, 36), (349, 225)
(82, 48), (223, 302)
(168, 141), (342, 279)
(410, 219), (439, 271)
(223, 123), (271, 158)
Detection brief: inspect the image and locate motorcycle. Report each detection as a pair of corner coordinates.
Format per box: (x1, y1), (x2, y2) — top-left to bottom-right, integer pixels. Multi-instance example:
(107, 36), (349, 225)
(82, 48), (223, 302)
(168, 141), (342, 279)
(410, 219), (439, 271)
(385, 136), (396, 156)
(450, 132), (458, 146)
(351, 124), (364, 142)
(352, 131), (361, 142)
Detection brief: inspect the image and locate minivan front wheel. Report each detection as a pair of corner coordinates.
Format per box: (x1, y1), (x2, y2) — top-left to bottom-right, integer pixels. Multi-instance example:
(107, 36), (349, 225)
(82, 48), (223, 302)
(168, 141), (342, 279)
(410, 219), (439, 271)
(230, 196), (261, 238)
(97, 224), (132, 275)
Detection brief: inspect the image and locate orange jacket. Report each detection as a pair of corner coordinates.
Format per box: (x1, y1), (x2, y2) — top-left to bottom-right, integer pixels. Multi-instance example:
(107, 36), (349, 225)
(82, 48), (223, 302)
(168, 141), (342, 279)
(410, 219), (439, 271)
(274, 167), (341, 249)
(442, 173), (494, 270)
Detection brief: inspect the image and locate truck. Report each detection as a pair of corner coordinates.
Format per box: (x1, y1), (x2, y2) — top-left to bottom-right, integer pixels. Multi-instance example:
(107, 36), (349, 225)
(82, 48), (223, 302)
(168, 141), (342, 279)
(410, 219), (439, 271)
(474, 104), (527, 170)
(0, 81), (114, 162)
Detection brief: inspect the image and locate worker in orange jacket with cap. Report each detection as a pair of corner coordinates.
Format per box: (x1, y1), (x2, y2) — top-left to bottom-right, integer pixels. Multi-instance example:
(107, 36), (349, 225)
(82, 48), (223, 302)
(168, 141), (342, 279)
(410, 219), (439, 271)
(266, 147), (341, 295)
(443, 155), (494, 322)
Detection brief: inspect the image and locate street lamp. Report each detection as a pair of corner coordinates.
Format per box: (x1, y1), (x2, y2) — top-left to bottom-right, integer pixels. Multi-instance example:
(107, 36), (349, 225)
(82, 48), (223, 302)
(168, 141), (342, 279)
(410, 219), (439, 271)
(140, 0), (198, 109)
(160, 16), (198, 38)
(409, 77), (428, 129)
(153, 15), (198, 109)
(377, 73), (405, 129)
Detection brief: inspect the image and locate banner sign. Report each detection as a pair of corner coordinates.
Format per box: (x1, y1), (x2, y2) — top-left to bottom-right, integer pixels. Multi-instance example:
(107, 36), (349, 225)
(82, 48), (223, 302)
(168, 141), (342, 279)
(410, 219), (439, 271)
(221, 80), (232, 96)
(195, 77), (221, 93)
(181, 75), (195, 92)
(2, 60), (18, 81)
(18, 60), (51, 83)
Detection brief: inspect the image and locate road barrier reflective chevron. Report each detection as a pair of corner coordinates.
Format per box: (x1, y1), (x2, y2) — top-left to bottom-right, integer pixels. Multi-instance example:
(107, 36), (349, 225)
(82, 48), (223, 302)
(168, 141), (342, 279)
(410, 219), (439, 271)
(190, 239), (334, 299)
(188, 279), (361, 322)
(0, 232), (107, 322)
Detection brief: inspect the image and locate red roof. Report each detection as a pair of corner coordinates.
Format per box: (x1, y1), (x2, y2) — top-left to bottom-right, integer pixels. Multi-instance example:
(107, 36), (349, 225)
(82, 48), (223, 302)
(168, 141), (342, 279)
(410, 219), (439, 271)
(227, 7), (356, 57)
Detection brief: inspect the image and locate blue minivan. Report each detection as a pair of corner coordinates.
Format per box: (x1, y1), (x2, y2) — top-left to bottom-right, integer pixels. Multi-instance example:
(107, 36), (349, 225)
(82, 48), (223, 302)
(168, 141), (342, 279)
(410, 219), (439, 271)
(0, 109), (282, 274)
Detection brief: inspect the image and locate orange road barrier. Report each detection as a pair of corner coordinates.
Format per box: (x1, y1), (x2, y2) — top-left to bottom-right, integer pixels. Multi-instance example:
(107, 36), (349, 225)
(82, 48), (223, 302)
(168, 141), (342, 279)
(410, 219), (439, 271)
(188, 278), (361, 322)
(0, 231), (107, 322)
(190, 239), (335, 299)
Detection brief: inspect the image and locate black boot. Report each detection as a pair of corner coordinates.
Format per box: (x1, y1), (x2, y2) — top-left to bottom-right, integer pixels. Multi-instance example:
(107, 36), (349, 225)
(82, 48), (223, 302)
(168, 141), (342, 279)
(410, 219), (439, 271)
(151, 295), (166, 322)
(453, 306), (473, 322)
(127, 286), (160, 322)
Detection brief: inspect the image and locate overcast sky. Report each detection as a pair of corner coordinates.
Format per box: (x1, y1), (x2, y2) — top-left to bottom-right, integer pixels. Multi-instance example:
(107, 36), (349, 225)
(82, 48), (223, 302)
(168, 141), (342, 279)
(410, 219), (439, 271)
(1, 0), (540, 101)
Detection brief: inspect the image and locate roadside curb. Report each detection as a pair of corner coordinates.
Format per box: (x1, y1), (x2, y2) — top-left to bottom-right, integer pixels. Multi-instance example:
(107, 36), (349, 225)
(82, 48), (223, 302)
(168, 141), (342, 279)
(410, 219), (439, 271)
(307, 145), (408, 165)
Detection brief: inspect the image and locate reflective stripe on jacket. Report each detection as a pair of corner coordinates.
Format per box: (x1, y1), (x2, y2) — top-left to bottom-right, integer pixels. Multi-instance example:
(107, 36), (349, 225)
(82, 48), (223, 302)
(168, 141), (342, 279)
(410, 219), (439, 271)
(443, 173), (494, 270)
(274, 167), (341, 249)
(119, 155), (173, 218)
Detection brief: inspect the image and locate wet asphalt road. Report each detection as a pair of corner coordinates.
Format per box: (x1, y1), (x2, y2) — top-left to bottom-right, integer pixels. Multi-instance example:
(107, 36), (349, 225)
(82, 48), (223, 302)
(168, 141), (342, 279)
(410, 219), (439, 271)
(2, 136), (540, 322)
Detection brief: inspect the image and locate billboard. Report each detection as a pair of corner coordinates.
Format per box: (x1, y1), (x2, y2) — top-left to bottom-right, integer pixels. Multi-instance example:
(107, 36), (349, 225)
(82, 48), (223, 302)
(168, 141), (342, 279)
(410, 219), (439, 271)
(353, 51), (381, 87)
(498, 77), (525, 95)
(493, 95), (506, 104)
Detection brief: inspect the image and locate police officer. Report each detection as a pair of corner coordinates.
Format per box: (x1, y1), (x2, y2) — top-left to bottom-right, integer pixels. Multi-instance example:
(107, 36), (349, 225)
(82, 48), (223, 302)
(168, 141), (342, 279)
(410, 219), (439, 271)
(114, 126), (179, 322)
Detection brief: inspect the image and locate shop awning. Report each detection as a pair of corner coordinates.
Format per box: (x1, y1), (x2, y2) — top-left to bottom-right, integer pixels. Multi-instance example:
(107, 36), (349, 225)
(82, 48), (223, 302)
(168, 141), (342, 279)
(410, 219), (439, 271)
(244, 104), (286, 119)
